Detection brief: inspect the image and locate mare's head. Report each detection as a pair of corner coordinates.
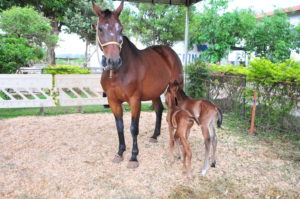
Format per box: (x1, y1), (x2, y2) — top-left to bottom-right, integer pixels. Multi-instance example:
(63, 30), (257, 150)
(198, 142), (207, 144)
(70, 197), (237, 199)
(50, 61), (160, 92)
(93, 0), (124, 70)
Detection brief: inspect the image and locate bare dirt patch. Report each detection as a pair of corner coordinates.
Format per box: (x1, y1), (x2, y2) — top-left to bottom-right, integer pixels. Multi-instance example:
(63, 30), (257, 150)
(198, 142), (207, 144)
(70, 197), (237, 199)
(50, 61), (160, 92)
(0, 112), (299, 199)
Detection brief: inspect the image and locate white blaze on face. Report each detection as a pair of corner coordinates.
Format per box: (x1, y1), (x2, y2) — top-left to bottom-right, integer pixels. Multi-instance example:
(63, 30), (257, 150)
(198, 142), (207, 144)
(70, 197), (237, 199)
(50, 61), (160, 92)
(103, 23), (109, 32)
(115, 23), (120, 32)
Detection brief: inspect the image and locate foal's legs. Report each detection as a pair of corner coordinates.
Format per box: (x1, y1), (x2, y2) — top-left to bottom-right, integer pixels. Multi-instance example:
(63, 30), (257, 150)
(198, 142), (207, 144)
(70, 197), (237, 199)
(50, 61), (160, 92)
(167, 121), (176, 161)
(127, 98), (141, 168)
(109, 100), (125, 163)
(210, 123), (217, 167)
(149, 97), (164, 142)
(201, 125), (211, 176)
(180, 134), (192, 178)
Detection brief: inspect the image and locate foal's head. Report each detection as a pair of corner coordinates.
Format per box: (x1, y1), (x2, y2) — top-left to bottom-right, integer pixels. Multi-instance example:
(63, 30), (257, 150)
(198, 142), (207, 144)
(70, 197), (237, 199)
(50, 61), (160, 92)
(168, 81), (188, 105)
(93, 0), (124, 70)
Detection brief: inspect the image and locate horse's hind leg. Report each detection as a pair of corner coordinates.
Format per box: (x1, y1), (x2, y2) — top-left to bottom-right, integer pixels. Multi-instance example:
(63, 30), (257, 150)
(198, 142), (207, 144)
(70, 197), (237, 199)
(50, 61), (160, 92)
(210, 123), (217, 168)
(149, 97), (164, 143)
(200, 125), (211, 176)
(168, 123), (176, 162)
(180, 136), (192, 179)
(174, 133), (182, 160)
(109, 100), (125, 163)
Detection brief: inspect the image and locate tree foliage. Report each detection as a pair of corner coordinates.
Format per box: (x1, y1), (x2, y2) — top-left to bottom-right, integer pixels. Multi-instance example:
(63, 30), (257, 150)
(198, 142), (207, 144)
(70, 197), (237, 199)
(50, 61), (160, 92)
(0, 37), (42, 73)
(190, 0), (256, 63)
(121, 3), (186, 46)
(0, 6), (53, 46)
(244, 10), (300, 62)
(0, 0), (78, 65)
(0, 0), (77, 22)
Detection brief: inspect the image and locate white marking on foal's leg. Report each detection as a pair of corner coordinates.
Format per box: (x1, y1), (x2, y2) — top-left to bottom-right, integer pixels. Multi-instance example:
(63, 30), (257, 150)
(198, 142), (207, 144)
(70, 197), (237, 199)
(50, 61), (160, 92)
(201, 168), (208, 176)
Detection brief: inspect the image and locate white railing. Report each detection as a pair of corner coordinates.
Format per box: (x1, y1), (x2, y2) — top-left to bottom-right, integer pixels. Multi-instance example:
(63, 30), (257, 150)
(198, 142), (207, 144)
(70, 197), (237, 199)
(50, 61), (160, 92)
(55, 74), (107, 106)
(0, 74), (165, 109)
(0, 74), (55, 108)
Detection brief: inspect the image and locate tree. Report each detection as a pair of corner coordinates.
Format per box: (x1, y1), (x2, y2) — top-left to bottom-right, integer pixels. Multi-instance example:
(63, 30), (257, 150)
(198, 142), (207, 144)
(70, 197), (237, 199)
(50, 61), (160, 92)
(1, 0), (78, 65)
(121, 3), (186, 46)
(190, 0), (256, 63)
(0, 37), (42, 73)
(244, 10), (300, 62)
(0, 6), (53, 46)
(63, 0), (113, 67)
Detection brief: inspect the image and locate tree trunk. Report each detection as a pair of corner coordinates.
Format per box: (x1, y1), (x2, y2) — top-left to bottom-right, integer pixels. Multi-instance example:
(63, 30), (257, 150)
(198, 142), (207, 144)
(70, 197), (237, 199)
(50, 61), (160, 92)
(47, 46), (56, 65)
(84, 40), (90, 68)
(47, 19), (60, 65)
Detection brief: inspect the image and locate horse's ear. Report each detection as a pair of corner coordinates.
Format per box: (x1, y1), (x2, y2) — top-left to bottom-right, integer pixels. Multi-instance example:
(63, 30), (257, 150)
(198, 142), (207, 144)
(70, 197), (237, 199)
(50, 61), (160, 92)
(114, 0), (124, 16)
(93, 4), (103, 17)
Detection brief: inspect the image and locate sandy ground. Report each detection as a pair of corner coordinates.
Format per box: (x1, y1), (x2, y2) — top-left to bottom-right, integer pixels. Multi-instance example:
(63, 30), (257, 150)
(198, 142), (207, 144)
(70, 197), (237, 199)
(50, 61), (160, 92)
(0, 112), (299, 199)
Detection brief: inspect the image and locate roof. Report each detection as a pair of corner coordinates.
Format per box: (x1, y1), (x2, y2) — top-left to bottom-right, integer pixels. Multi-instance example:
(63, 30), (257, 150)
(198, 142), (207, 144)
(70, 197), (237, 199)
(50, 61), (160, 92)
(112, 0), (202, 7)
(256, 5), (300, 18)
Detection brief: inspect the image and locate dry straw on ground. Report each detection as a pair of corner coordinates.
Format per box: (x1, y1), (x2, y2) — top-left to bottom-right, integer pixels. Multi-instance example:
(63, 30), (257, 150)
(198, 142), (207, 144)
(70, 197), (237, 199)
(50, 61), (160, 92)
(0, 112), (299, 199)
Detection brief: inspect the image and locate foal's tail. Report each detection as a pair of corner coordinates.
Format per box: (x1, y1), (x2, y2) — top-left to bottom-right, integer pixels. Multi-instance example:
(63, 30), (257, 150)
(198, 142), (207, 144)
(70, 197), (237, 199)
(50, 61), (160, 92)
(217, 107), (223, 128)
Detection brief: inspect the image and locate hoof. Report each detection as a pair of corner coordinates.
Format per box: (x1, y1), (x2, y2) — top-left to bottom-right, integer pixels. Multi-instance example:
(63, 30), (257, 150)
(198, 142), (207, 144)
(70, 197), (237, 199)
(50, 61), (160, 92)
(177, 154), (182, 160)
(186, 173), (193, 180)
(211, 161), (216, 168)
(112, 155), (124, 163)
(149, 137), (158, 143)
(200, 169), (207, 176)
(127, 161), (139, 168)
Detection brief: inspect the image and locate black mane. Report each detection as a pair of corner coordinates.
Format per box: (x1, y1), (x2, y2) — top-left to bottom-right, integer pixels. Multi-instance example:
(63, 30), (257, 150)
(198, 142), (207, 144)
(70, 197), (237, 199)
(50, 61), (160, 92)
(122, 36), (139, 54)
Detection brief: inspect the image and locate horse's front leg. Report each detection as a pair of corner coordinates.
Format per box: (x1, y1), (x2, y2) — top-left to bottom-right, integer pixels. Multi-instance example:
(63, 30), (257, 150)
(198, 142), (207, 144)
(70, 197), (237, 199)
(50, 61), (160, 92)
(109, 100), (126, 163)
(149, 97), (164, 143)
(127, 98), (141, 168)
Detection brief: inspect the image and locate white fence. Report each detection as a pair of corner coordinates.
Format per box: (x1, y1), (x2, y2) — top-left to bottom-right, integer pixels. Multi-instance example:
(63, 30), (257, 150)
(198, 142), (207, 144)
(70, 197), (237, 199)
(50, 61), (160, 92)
(55, 74), (107, 106)
(0, 74), (108, 108)
(0, 74), (166, 109)
(0, 74), (55, 108)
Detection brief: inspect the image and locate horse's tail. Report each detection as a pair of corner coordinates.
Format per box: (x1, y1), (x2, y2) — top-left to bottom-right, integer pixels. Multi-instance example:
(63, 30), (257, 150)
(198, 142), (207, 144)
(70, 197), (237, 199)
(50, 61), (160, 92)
(217, 107), (223, 128)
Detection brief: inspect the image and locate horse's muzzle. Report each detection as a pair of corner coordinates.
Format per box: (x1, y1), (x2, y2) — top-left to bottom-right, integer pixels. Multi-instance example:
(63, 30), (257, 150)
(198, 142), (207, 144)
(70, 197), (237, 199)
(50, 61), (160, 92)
(107, 57), (122, 70)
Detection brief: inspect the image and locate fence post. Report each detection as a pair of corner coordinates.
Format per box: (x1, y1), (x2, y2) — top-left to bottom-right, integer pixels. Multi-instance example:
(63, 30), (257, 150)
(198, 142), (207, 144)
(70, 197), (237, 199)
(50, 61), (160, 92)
(250, 91), (257, 135)
(242, 77), (246, 119)
(78, 106), (84, 113)
(39, 107), (45, 116)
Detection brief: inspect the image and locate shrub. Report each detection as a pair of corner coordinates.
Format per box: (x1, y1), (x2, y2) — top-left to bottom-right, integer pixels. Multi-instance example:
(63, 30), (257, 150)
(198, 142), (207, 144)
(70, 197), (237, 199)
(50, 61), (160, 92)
(0, 37), (41, 74)
(186, 58), (300, 134)
(43, 65), (91, 75)
(186, 59), (211, 98)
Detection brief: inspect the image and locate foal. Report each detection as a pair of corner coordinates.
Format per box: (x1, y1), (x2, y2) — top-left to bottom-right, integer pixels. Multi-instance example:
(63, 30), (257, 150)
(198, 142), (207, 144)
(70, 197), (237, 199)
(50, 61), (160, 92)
(165, 90), (198, 178)
(168, 81), (223, 176)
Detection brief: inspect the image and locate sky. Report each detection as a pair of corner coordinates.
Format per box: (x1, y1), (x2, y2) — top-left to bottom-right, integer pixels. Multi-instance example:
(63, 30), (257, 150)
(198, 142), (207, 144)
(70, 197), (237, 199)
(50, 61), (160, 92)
(56, 0), (300, 56)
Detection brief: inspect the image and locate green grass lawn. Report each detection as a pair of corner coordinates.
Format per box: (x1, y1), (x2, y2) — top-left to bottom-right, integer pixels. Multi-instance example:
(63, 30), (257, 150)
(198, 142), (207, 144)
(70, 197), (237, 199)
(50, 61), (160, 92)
(0, 103), (154, 119)
(56, 58), (85, 65)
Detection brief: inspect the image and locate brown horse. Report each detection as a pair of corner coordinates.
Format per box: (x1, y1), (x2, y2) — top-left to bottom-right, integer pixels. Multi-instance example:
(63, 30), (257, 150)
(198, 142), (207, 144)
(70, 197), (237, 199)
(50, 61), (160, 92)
(165, 89), (198, 178)
(93, 1), (183, 168)
(168, 81), (223, 176)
